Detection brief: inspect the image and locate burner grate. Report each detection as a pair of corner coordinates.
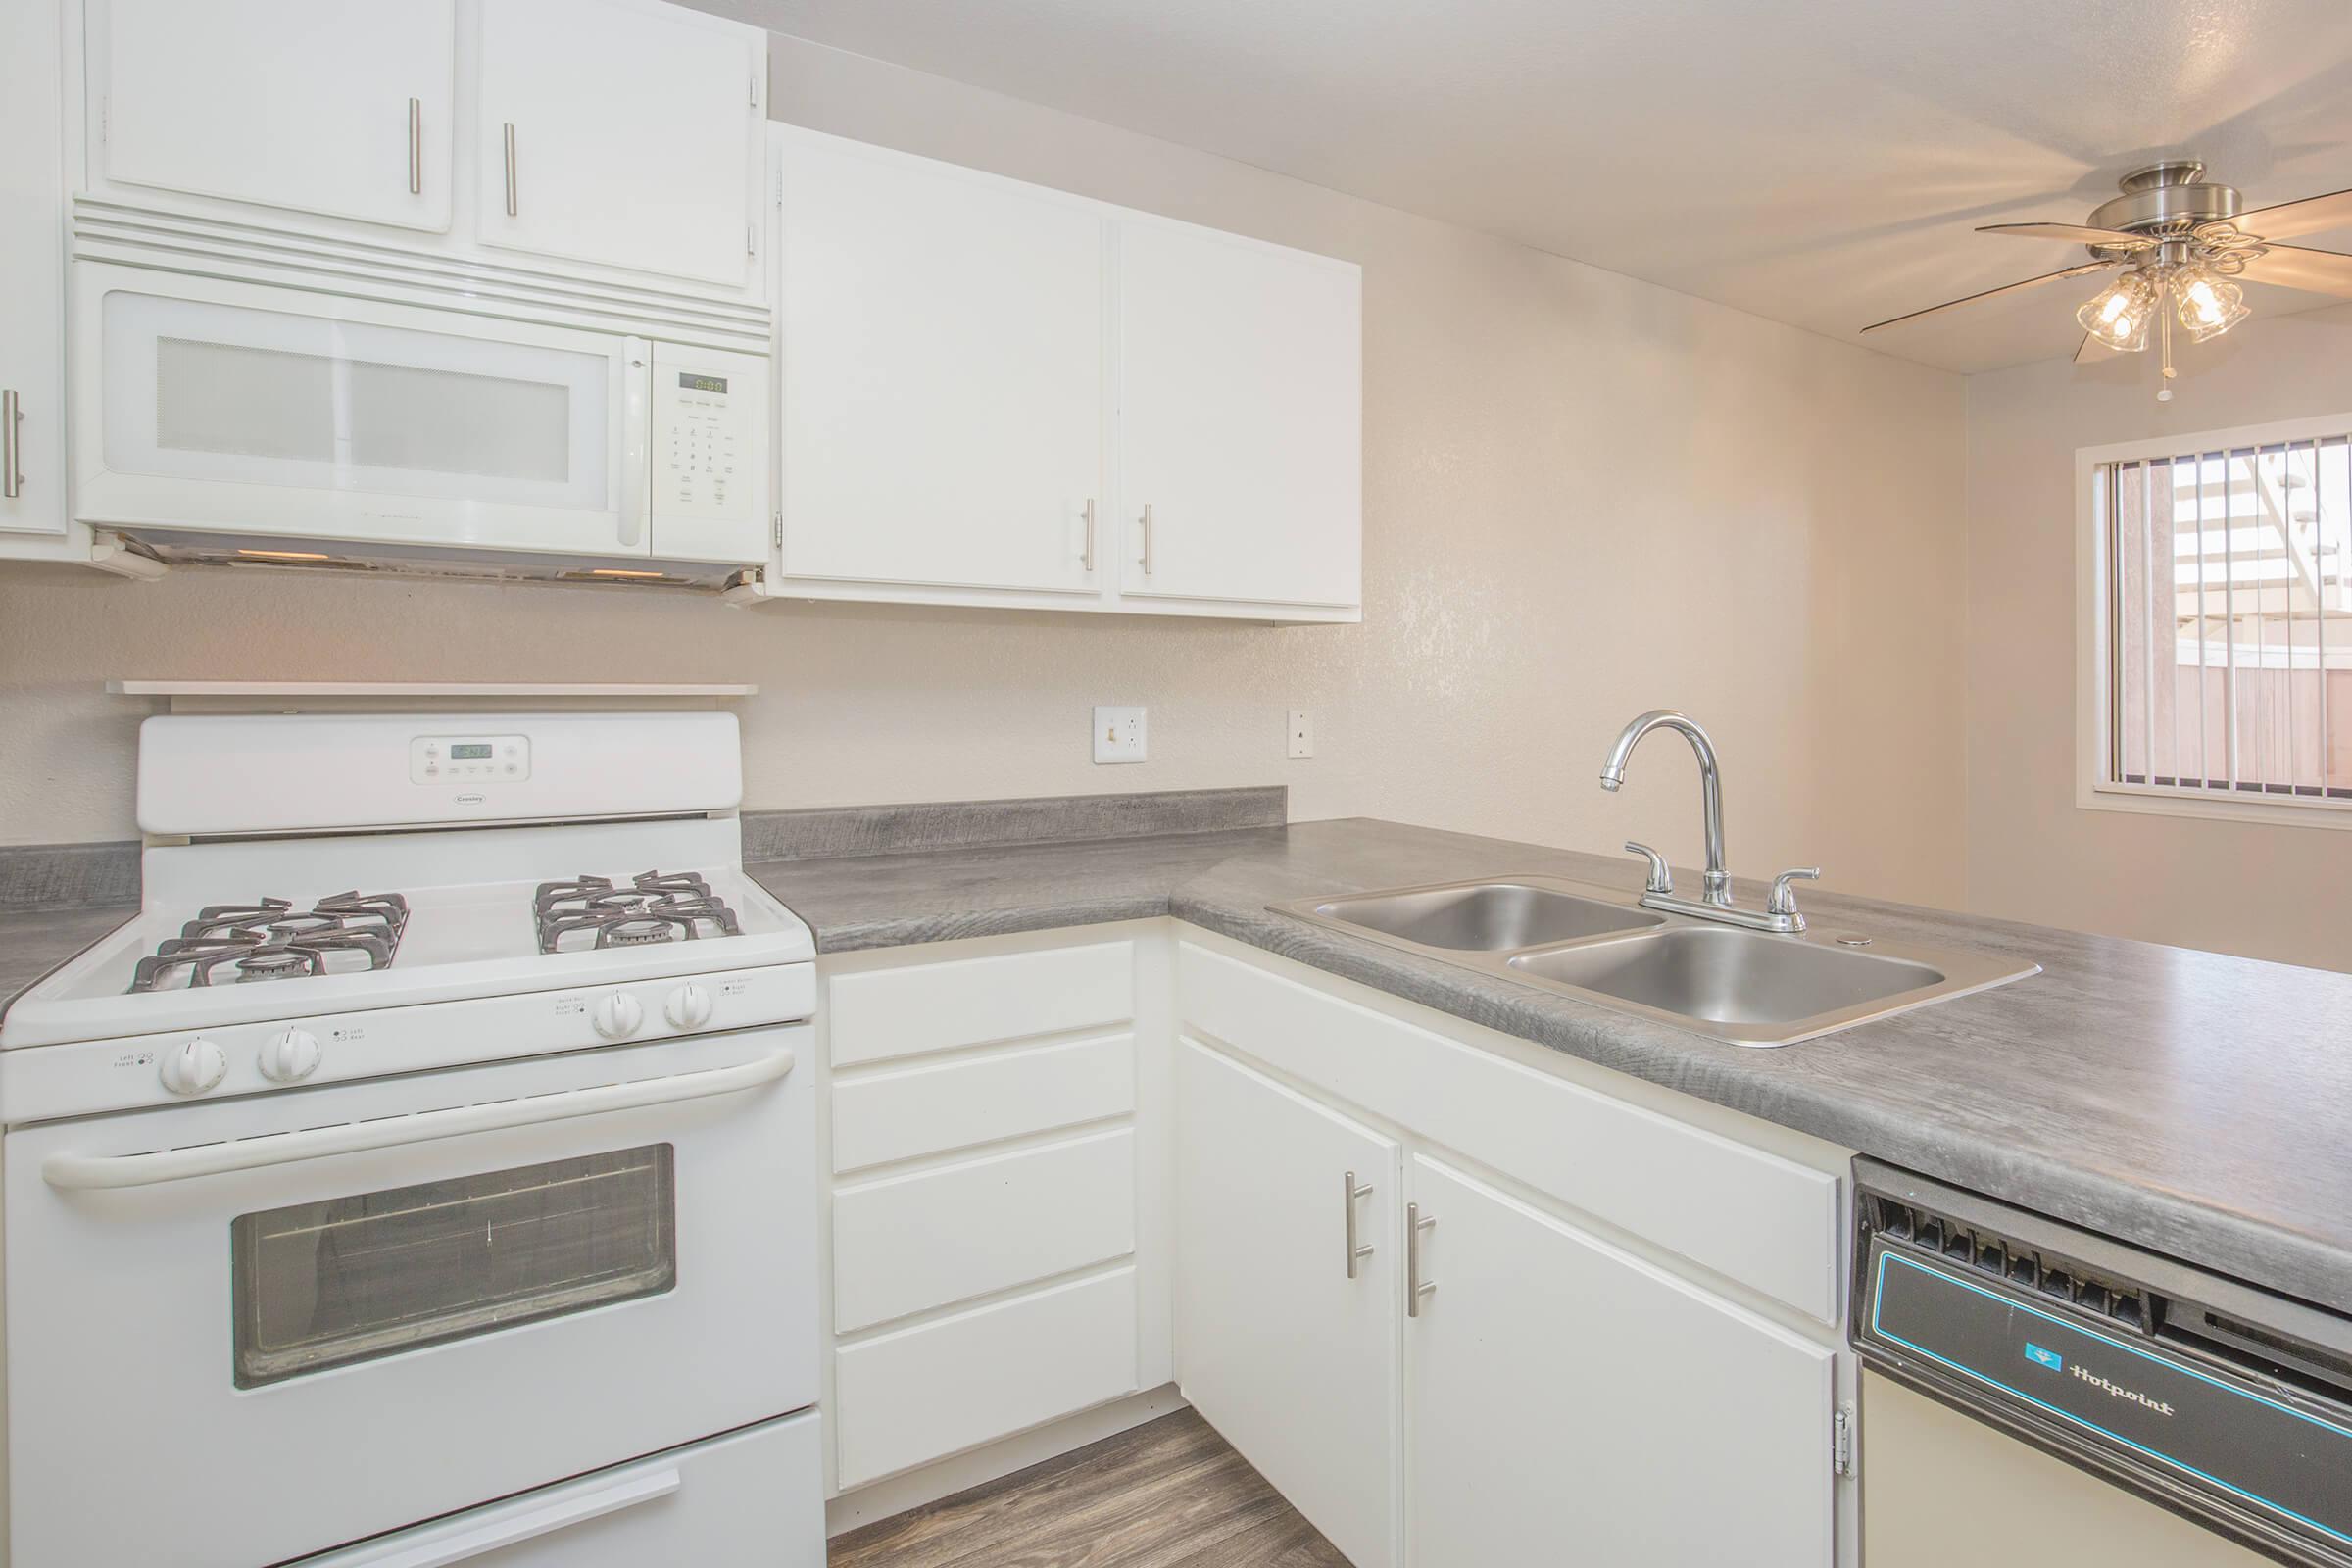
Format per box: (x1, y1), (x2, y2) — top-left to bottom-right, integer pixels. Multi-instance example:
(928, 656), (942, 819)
(128, 892), (410, 994)
(533, 871), (742, 954)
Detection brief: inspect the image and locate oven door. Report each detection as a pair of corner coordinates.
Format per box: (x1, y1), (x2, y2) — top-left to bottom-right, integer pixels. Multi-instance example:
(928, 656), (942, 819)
(73, 263), (652, 559)
(4, 1027), (812, 1568)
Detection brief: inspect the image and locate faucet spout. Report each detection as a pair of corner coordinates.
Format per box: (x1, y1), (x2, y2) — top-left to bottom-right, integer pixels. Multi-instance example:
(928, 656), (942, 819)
(1599, 710), (1730, 906)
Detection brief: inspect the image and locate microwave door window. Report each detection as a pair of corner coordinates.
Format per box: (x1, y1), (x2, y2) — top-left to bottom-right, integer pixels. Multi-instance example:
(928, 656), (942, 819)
(230, 1145), (676, 1389)
(106, 290), (612, 513)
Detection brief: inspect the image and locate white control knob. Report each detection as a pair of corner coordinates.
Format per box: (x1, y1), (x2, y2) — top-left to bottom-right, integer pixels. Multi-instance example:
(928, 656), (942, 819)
(160, 1038), (228, 1097)
(258, 1028), (322, 1084)
(663, 982), (713, 1031)
(593, 993), (645, 1041)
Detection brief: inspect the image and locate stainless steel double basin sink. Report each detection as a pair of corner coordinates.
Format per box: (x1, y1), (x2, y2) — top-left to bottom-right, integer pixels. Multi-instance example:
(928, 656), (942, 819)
(1270, 876), (2036, 1047)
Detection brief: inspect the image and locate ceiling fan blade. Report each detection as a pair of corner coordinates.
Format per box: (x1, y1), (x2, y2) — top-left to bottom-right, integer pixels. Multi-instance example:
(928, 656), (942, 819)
(2074, 332), (2120, 364)
(2237, 244), (2352, 298)
(1977, 222), (2156, 249)
(1861, 262), (2117, 334)
(2228, 186), (2352, 242)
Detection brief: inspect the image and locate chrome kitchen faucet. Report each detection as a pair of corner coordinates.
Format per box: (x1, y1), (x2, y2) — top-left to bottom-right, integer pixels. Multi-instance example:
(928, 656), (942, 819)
(1600, 710), (1819, 934)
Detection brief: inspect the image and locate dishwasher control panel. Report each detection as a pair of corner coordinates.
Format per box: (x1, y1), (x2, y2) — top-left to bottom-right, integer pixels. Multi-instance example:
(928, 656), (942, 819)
(1854, 1164), (2352, 1568)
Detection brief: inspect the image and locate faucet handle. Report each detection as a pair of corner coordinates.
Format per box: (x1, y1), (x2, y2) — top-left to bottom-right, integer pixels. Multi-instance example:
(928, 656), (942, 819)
(1622, 841), (1674, 895)
(1767, 867), (1822, 917)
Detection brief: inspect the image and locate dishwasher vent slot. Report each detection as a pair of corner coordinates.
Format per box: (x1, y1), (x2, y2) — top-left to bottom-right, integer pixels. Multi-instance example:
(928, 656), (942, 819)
(1862, 1194), (2151, 1333)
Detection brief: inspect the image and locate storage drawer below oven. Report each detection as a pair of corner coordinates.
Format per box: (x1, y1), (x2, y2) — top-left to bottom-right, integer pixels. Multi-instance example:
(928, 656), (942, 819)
(299, 1411), (823, 1568)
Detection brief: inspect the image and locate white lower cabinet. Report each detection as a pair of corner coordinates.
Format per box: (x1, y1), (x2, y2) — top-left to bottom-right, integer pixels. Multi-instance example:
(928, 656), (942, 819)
(1175, 1039), (1400, 1568)
(821, 927), (1851, 1563)
(1404, 1155), (1838, 1567)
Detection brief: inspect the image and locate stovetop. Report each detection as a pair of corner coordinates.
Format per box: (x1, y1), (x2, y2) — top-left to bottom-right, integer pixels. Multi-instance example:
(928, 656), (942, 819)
(120, 870), (756, 993)
(3, 816), (814, 1052)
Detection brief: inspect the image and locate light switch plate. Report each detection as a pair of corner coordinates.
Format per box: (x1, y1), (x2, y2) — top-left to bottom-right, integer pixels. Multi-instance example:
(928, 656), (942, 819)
(1094, 706), (1147, 764)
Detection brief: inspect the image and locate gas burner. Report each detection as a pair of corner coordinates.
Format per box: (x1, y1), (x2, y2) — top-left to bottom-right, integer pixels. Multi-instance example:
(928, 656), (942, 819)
(534, 870), (742, 954)
(127, 892), (410, 993)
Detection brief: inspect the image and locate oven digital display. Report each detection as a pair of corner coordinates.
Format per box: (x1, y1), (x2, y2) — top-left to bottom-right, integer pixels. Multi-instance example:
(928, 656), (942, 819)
(449, 743), (494, 760)
(677, 372), (728, 394)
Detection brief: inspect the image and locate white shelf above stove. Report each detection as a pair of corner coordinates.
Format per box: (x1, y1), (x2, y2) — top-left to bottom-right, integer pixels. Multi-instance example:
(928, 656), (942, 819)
(108, 681), (759, 697)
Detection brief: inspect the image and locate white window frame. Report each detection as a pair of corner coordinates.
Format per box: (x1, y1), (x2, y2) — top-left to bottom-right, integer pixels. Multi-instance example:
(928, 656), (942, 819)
(2077, 410), (2352, 831)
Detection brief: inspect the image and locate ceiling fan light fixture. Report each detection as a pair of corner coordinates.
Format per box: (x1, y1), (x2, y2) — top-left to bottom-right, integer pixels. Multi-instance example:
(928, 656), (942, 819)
(2076, 270), (2155, 351)
(2175, 265), (2250, 343)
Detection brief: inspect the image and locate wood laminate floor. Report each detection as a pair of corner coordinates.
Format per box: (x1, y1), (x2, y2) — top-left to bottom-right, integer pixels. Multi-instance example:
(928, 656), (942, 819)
(828, 1410), (1352, 1568)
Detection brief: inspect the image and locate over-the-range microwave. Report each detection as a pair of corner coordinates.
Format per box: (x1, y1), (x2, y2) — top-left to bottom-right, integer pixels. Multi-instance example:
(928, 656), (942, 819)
(71, 263), (769, 587)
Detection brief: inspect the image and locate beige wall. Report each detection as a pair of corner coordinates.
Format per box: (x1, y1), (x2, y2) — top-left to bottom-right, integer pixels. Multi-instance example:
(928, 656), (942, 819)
(0, 34), (1971, 908)
(1963, 301), (2352, 971)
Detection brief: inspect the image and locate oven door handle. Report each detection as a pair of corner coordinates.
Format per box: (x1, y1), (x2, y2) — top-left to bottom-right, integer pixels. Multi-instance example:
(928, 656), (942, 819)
(313, 1462), (680, 1567)
(40, 1047), (795, 1192)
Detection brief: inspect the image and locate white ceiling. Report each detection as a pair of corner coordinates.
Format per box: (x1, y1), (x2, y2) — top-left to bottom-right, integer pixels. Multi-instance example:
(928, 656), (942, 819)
(700, 0), (2352, 375)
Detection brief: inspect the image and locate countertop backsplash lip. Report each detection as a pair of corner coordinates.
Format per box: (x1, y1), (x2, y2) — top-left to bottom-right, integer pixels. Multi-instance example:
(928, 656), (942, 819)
(737, 785), (1288, 862)
(0, 786), (1291, 910)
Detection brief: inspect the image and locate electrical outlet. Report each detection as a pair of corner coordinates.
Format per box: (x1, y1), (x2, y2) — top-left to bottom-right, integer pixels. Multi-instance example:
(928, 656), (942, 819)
(1094, 706), (1147, 764)
(1288, 709), (1314, 759)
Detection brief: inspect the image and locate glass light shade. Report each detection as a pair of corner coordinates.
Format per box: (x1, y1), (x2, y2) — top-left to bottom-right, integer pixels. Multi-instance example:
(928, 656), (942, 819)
(2176, 267), (2250, 343)
(2076, 271), (2155, 351)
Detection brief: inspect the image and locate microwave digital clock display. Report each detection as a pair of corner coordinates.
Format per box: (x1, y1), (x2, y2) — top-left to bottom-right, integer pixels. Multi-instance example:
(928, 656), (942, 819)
(448, 743), (493, 760)
(677, 373), (728, 394)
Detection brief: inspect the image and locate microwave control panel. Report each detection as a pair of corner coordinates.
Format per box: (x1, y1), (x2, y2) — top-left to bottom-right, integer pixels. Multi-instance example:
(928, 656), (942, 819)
(409, 734), (531, 784)
(652, 355), (760, 524)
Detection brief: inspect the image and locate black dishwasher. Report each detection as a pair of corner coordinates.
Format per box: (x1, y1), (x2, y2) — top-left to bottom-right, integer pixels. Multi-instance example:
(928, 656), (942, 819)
(1852, 1158), (2352, 1568)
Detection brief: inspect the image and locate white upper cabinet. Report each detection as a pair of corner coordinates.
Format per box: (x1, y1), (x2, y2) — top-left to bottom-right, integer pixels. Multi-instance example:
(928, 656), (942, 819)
(765, 128), (1363, 622)
(476, 0), (764, 287)
(1, 0), (69, 549)
(1116, 220), (1362, 612)
(92, 0), (457, 232)
(776, 130), (1105, 595)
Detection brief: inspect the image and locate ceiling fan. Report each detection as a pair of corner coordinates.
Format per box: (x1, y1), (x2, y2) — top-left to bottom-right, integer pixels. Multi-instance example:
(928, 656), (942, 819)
(1863, 161), (2352, 398)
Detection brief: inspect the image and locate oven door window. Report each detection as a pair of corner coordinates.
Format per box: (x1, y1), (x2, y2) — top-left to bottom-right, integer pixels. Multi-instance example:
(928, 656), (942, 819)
(230, 1145), (676, 1389)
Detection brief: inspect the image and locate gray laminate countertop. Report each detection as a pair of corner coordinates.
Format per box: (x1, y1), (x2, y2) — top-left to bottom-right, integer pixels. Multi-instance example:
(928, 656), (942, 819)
(752, 816), (2352, 1317)
(0, 905), (135, 1006)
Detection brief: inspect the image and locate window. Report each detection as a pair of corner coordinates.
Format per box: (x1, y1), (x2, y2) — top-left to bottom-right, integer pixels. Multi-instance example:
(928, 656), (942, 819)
(2083, 417), (2352, 825)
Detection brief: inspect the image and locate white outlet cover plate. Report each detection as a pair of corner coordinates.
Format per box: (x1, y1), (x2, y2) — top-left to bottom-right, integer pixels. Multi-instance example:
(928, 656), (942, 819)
(1288, 709), (1314, 759)
(1094, 706), (1148, 764)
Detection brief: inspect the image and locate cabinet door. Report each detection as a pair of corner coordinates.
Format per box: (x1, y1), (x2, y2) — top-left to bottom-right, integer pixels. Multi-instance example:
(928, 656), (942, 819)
(95, 0), (455, 231)
(1117, 220), (1361, 611)
(1176, 1040), (1398, 1568)
(0, 0), (68, 544)
(1406, 1156), (1837, 1568)
(477, 0), (762, 286)
(776, 133), (1106, 597)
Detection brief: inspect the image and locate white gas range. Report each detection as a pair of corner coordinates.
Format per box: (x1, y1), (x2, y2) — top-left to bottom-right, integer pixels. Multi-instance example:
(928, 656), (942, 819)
(0, 710), (824, 1568)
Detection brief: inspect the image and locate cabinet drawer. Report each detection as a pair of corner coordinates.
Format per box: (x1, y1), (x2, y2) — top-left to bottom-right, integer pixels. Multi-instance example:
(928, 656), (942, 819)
(828, 942), (1135, 1067)
(300, 1412), (822, 1567)
(834, 1268), (1140, 1489)
(1179, 943), (1842, 1324)
(833, 1033), (1136, 1174)
(832, 1128), (1136, 1332)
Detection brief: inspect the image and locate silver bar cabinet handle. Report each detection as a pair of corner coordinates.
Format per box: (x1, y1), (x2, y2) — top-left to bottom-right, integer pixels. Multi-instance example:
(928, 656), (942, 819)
(503, 122), (518, 217)
(1344, 1170), (1375, 1279)
(1139, 503), (1153, 575)
(407, 97), (422, 195)
(2, 391), (21, 500)
(1080, 499), (1097, 572)
(1406, 1201), (1437, 1317)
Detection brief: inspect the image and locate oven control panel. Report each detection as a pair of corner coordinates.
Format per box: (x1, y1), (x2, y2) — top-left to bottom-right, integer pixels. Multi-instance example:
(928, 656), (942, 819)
(0, 964), (816, 1120)
(409, 733), (530, 784)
